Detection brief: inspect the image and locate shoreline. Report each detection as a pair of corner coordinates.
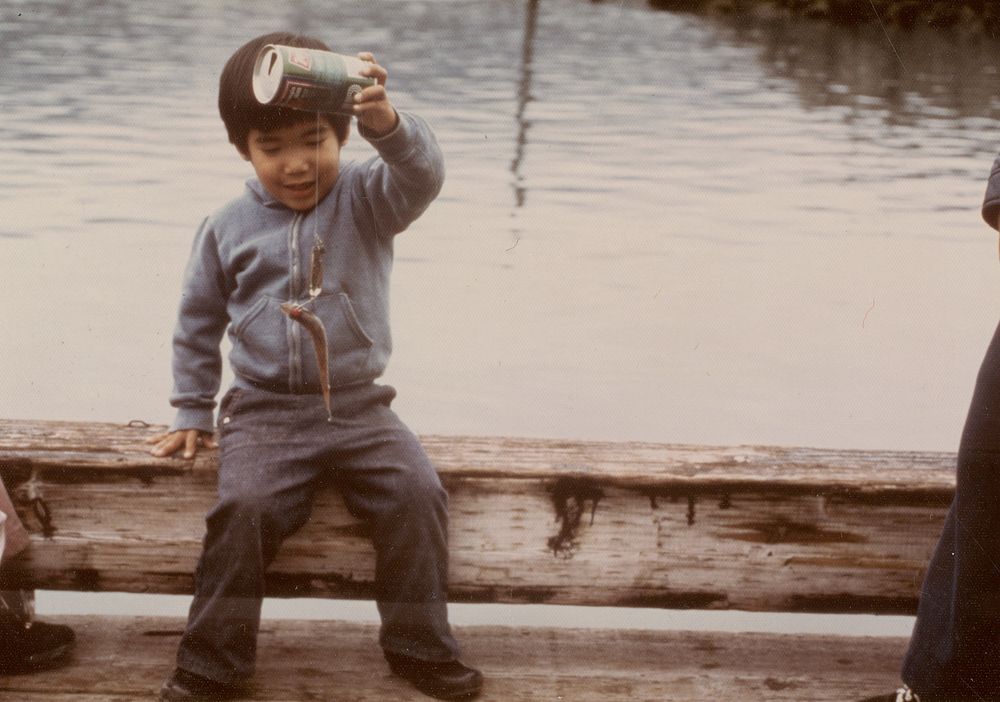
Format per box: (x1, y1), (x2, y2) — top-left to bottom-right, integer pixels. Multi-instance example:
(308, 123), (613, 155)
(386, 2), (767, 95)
(647, 0), (1000, 29)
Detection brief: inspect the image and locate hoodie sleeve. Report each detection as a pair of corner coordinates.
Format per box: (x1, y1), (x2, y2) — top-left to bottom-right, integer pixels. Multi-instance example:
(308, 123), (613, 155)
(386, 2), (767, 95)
(168, 217), (231, 433)
(355, 111), (445, 237)
(982, 152), (1000, 230)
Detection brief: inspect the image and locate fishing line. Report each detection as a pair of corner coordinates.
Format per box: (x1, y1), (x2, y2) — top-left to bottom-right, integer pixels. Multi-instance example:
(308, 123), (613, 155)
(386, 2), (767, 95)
(314, 110), (320, 232)
(867, 0), (904, 71)
(309, 109), (324, 302)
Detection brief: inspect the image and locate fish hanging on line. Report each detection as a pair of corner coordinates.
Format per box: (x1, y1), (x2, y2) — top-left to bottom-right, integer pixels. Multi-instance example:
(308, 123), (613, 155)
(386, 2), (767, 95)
(280, 301), (333, 422)
(280, 233), (332, 420)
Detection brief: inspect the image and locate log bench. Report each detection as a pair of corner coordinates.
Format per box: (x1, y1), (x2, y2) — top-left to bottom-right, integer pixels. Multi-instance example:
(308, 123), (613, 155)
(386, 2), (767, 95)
(0, 419), (955, 700)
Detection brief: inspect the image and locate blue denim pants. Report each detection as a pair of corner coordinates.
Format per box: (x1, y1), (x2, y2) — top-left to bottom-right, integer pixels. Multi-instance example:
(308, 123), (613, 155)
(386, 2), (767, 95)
(175, 382), (460, 684)
(902, 320), (1000, 698)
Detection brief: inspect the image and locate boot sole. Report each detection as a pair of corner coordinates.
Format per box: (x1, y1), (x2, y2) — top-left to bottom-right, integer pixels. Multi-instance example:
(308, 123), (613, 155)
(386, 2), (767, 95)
(387, 662), (483, 701)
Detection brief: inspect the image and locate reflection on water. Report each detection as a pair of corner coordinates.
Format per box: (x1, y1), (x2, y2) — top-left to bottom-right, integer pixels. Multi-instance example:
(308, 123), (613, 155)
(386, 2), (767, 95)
(2, 0), (1000, 453)
(720, 16), (1000, 123)
(511, 0), (539, 209)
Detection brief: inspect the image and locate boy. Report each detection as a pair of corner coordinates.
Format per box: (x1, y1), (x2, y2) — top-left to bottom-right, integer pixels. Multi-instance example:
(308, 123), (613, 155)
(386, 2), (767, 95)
(147, 32), (482, 701)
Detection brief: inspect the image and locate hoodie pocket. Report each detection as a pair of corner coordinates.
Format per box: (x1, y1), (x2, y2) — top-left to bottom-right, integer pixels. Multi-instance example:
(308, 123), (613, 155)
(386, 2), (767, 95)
(232, 296), (267, 339)
(337, 292), (375, 347)
(229, 296), (290, 385)
(307, 292), (375, 387)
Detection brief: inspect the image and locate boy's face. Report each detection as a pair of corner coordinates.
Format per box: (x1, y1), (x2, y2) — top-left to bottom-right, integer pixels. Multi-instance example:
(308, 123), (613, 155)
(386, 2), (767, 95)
(241, 118), (345, 212)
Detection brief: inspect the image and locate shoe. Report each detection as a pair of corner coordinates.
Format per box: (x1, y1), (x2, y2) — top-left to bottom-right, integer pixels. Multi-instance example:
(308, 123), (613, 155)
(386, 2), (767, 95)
(159, 668), (245, 701)
(858, 685), (982, 701)
(384, 649), (483, 700)
(0, 620), (75, 673)
(857, 686), (920, 701)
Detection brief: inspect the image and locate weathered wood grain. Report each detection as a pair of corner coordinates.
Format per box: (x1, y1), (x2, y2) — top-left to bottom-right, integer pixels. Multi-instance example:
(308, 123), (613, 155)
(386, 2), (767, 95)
(0, 615), (908, 701)
(0, 419), (956, 613)
(0, 419), (957, 491)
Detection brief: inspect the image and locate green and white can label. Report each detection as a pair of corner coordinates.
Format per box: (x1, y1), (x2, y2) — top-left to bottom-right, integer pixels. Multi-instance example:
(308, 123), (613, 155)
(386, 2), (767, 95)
(252, 44), (376, 115)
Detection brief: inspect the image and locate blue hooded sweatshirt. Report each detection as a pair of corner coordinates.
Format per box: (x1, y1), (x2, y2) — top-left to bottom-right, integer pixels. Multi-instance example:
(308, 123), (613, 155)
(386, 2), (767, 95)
(168, 111), (444, 433)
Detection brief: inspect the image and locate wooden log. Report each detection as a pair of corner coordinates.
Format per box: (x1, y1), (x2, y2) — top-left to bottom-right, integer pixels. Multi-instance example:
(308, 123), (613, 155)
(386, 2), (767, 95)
(0, 615), (908, 701)
(0, 419), (956, 613)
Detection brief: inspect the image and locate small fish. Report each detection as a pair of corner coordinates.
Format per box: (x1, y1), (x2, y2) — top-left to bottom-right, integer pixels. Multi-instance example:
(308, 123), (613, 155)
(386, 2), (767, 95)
(280, 301), (332, 421)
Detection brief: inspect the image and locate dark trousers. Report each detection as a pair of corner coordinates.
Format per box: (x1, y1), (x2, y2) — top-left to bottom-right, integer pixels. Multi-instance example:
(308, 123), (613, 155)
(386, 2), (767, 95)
(903, 320), (1000, 698)
(175, 383), (460, 684)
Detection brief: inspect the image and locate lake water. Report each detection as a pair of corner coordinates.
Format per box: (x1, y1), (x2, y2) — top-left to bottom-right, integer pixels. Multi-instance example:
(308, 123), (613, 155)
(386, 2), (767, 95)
(3, 0), (1000, 452)
(5, 0), (1000, 635)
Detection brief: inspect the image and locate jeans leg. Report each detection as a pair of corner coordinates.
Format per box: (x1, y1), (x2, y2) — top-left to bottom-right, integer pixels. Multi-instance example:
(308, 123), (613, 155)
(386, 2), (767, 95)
(175, 416), (321, 684)
(334, 405), (460, 662)
(903, 320), (1000, 697)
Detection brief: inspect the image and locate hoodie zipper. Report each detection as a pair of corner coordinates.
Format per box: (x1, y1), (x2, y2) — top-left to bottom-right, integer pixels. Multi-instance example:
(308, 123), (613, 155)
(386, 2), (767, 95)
(287, 212), (304, 391)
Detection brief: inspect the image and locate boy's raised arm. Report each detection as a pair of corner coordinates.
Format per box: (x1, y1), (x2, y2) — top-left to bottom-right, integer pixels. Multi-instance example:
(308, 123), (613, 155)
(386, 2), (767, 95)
(352, 54), (445, 237)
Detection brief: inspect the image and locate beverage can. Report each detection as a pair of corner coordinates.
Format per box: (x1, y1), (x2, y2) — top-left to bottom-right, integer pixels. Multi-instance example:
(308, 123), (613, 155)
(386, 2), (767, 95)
(252, 44), (376, 115)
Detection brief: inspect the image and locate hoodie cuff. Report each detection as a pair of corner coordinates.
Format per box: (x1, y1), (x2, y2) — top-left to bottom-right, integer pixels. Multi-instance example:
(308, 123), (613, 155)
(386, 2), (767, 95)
(361, 110), (413, 160)
(170, 407), (215, 435)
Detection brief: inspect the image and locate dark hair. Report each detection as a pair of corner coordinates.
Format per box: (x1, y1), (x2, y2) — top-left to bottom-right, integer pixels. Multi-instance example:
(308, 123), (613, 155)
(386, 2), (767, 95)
(218, 32), (352, 154)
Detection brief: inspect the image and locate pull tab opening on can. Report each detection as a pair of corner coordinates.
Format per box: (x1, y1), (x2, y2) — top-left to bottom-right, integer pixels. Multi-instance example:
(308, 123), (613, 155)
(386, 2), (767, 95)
(252, 46), (283, 104)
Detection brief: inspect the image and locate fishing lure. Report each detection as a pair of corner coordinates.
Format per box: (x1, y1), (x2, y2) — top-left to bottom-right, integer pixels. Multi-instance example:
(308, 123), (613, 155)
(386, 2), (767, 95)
(280, 301), (333, 422)
(309, 239), (325, 299)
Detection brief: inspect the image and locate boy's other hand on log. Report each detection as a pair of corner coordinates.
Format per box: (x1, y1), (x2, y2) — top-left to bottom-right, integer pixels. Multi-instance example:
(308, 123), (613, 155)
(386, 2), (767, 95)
(147, 429), (217, 459)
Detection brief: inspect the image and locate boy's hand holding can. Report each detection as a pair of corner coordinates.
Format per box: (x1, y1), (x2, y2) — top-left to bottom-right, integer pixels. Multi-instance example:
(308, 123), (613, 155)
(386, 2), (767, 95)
(353, 52), (399, 138)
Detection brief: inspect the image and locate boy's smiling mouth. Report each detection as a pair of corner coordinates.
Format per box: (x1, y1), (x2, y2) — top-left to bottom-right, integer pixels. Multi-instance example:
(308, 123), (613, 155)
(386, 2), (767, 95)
(284, 181), (314, 193)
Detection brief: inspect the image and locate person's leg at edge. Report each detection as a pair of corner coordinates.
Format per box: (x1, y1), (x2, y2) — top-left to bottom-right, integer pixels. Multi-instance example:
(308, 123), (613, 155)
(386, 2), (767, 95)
(901, 319), (1000, 699)
(0, 476), (34, 624)
(0, 477), (75, 673)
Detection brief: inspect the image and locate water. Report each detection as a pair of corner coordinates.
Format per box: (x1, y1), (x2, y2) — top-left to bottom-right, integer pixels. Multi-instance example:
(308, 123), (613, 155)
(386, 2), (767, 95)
(3, 0), (1000, 452)
(4, 0), (1000, 633)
